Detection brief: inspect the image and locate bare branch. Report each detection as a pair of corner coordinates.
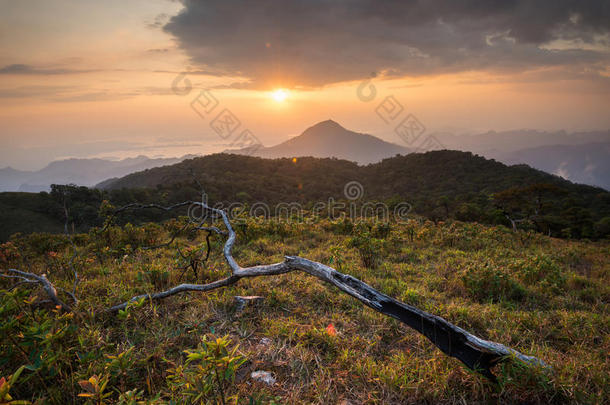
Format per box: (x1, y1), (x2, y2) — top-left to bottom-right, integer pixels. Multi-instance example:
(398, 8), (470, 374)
(107, 276), (238, 312)
(6, 199), (548, 380)
(104, 201), (549, 379)
(2, 269), (72, 312)
(101, 201), (195, 232)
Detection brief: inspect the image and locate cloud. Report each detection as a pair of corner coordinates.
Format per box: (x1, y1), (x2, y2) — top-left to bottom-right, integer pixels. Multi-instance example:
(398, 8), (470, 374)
(0, 85), (78, 99)
(146, 13), (171, 29)
(0, 64), (96, 75)
(0, 85), (145, 102)
(49, 91), (139, 103)
(163, 0), (610, 88)
(555, 161), (570, 180)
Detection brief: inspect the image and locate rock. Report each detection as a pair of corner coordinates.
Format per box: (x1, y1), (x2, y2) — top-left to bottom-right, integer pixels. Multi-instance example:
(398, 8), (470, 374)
(259, 337), (272, 346)
(250, 370), (276, 386)
(234, 295), (264, 312)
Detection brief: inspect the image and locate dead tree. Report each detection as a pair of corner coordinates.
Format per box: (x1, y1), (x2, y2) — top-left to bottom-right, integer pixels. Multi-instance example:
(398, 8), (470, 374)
(1, 201), (548, 381)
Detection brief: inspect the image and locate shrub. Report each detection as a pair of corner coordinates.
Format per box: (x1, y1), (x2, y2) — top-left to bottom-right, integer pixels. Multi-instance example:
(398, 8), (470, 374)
(346, 232), (383, 269)
(166, 335), (246, 404)
(518, 255), (566, 291)
(462, 263), (527, 303)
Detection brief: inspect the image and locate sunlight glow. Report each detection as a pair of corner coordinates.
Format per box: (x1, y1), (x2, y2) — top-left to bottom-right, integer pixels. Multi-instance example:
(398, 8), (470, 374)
(271, 88), (288, 102)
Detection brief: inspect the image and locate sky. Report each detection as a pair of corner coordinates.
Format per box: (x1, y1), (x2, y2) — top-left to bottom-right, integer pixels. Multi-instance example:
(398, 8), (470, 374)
(0, 0), (609, 170)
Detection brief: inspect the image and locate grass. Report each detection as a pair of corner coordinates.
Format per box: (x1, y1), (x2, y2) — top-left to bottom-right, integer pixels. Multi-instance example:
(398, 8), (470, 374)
(0, 217), (608, 404)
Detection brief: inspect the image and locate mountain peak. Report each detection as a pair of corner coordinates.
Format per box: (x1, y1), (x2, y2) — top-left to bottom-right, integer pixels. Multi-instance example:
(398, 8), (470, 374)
(303, 119), (345, 135)
(230, 119), (411, 164)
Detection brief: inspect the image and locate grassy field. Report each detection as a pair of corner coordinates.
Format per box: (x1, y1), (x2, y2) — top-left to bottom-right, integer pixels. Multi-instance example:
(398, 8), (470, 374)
(1, 217), (608, 404)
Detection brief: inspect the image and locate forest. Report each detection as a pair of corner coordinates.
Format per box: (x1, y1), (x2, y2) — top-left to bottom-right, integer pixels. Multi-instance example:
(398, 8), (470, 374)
(1, 151), (609, 242)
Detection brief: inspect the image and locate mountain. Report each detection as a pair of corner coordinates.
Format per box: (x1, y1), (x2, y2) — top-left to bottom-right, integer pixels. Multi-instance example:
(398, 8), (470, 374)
(0, 167), (31, 191)
(487, 142), (610, 191)
(227, 120), (411, 164)
(0, 155), (196, 192)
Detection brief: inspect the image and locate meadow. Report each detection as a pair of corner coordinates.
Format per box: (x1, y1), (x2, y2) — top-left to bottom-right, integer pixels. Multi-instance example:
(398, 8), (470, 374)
(1, 216), (608, 404)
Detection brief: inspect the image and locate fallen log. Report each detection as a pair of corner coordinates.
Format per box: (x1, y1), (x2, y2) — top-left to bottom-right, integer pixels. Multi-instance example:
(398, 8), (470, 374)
(2, 201), (549, 380)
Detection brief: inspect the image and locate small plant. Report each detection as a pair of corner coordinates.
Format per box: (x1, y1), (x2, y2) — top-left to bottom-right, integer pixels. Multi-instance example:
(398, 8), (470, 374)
(327, 245), (345, 271)
(166, 335), (246, 404)
(105, 347), (138, 391)
(518, 255), (566, 291)
(78, 374), (111, 405)
(372, 222), (391, 238)
(346, 232), (383, 269)
(0, 366), (30, 405)
(116, 389), (144, 405)
(117, 297), (146, 321)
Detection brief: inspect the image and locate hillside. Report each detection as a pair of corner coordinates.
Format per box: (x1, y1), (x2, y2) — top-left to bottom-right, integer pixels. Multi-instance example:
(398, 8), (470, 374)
(89, 151), (609, 237)
(2, 151), (609, 242)
(98, 151), (586, 197)
(226, 120), (410, 164)
(1, 216), (608, 403)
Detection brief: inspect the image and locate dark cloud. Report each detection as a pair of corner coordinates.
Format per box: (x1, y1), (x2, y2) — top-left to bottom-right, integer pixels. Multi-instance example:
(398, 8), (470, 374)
(163, 0), (610, 87)
(146, 13), (171, 29)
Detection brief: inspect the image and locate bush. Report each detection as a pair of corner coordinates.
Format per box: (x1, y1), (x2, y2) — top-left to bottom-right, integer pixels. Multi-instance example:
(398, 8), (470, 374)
(166, 335), (246, 404)
(346, 232), (383, 269)
(517, 255), (566, 291)
(462, 263), (528, 303)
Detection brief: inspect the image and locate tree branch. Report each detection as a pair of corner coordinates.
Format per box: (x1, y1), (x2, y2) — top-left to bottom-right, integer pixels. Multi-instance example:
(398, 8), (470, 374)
(1, 269), (72, 312)
(103, 201), (549, 380)
(3, 200), (549, 380)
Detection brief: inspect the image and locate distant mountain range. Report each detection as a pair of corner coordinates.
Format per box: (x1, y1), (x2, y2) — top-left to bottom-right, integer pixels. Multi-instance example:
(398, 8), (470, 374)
(226, 119), (411, 164)
(0, 155), (196, 192)
(488, 142), (610, 191)
(435, 129), (610, 154)
(435, 130), (610, 190)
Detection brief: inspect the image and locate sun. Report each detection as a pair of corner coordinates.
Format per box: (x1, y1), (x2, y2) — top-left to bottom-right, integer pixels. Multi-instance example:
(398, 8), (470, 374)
(271, 88), (288, 102)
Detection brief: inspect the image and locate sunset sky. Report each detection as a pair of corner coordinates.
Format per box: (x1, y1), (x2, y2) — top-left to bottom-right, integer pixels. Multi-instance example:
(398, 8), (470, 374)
(1, 0), (609, 170)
